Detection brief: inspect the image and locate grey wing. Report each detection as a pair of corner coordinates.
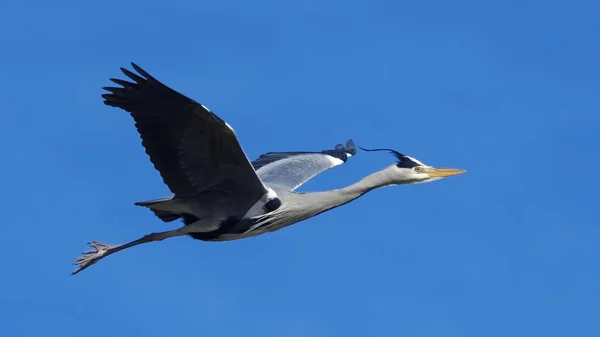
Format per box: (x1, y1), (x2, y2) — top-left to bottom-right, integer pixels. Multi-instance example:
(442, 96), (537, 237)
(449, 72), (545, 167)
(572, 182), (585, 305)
(252, 139), (356, 191)
(102, 63), (268, 204)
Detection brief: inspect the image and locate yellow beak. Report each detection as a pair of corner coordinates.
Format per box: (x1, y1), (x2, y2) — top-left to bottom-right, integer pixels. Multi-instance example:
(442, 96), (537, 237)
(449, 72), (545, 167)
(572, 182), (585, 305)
(422, 167), (466, 178)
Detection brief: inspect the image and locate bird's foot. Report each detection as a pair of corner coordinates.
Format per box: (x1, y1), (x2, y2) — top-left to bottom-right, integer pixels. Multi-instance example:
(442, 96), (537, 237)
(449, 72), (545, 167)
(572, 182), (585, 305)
(72, 241), (115, 275)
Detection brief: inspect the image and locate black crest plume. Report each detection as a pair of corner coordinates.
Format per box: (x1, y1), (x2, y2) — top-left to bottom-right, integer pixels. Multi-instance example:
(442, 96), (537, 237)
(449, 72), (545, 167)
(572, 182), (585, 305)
(358, 146), (420, 168)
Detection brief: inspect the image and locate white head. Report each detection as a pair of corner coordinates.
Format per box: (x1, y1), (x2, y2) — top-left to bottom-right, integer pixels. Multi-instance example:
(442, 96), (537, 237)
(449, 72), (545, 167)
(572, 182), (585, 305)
(360, 147), (466, 185)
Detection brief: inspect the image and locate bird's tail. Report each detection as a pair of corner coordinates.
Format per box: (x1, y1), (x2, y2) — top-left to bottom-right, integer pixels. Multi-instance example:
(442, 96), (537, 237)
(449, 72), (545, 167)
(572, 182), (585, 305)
(134, 197), (182, 222)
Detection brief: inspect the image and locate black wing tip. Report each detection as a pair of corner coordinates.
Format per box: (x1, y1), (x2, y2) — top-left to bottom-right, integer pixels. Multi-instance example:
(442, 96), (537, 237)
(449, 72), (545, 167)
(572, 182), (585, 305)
(333, 139), (357, 157)
(109, 78), (133, 87)
(114, 62), (155, 84)
(102, 62), (154, 103)
(120, 67), (144, 82)
(345, 139), (357, 156)
(130, 62), (153, 79)
(326, 139), (355, 163)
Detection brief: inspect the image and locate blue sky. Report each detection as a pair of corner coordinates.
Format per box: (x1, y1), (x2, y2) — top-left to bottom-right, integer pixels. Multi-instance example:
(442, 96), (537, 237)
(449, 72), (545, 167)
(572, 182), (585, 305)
(1, 0), (599, 336)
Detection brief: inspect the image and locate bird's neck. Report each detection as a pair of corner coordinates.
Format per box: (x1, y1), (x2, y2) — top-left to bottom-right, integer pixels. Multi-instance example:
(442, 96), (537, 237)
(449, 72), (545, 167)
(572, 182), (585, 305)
(342, 164), (398, 196)
(303, 165), (397, 215)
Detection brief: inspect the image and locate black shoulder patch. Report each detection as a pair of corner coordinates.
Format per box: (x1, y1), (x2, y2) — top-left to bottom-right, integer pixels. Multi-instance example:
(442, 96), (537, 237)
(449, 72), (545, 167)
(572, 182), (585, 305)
(263, 198), (282, 212)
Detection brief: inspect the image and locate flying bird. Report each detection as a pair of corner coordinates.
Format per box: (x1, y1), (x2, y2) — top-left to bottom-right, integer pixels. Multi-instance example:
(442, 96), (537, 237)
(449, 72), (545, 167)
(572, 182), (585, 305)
(72, 63), (466, 275)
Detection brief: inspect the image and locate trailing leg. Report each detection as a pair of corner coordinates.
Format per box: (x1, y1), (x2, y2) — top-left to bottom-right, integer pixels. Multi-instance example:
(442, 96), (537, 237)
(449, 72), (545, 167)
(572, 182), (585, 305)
(71, 227), (190, 275)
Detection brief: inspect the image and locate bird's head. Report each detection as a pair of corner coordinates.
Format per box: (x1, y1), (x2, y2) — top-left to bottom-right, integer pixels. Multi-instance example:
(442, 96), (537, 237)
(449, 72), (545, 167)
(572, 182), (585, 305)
(360, 146), (466, 185)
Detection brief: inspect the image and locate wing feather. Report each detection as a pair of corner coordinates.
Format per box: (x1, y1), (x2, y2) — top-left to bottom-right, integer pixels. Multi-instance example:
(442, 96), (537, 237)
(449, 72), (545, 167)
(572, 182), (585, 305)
(102, 63), (267, 202)
(252, 140), (356, 191)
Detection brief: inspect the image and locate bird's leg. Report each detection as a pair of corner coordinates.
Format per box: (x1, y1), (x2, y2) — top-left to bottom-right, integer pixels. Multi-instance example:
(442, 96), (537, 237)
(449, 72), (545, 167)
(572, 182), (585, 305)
(72, 227), (191, 275)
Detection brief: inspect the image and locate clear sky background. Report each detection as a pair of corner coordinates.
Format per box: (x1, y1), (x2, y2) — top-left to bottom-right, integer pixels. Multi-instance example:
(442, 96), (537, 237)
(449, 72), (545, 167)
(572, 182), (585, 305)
(1, 0), (598, 336)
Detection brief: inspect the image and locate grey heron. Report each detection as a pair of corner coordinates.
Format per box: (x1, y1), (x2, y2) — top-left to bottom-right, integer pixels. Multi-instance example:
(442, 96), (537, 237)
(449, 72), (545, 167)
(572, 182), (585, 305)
(72, 63), (466, 275)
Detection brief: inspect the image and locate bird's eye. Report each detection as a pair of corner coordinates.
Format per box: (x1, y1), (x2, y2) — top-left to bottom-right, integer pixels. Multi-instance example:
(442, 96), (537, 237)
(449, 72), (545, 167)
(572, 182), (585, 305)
(414, 166), (423, 172)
